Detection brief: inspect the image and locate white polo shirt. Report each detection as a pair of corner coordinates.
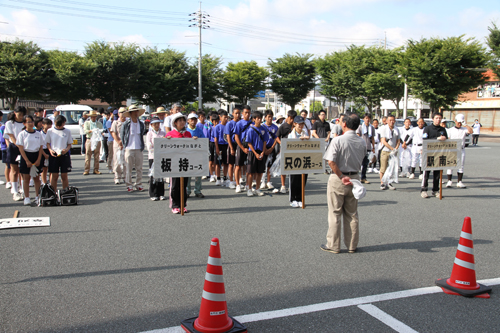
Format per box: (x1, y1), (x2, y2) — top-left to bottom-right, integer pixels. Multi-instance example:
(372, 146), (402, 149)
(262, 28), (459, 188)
(16, 130), (43, 152)
(46, 127), (73, 150)
(4, 121), (24, 142)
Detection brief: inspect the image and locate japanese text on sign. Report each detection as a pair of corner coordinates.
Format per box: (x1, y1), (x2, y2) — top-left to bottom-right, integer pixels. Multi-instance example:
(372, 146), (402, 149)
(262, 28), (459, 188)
(153, 138), (209, 178)
(422, 139), (462, 171)
(280, 139), (326, 175)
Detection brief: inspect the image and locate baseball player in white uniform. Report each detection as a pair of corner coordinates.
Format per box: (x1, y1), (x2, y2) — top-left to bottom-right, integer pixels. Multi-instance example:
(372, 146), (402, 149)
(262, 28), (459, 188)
(407, 117), (425, 179)
(445, 114), (472, 188)
(399, 118), (413, 178)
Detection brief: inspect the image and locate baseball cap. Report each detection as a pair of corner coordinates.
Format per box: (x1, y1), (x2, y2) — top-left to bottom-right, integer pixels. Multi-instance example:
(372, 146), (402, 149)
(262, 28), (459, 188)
(187, 113), (198, 119)
(150, 117), (161, 124)
(294, 116), (305, 124)
(455, 114), (465, 123)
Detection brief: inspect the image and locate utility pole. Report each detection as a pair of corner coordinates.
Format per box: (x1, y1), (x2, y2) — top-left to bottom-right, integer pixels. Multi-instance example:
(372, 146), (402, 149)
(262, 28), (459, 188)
(384, 31), (387, 50)
(189, 3), (209, 111)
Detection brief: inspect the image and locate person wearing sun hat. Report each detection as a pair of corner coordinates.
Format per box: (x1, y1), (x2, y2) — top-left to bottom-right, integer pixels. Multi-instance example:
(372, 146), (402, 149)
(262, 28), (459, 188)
(83, 109), (103, 175)
(151, 106), (168, 128)
(120, 104), (146, 192)
(110, 107), (128, 184)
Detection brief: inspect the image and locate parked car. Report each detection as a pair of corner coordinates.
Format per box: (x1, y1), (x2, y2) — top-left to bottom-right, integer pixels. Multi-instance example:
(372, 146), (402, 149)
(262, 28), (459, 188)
(53, 104), (93, 150)
(43, 109), (54, 118)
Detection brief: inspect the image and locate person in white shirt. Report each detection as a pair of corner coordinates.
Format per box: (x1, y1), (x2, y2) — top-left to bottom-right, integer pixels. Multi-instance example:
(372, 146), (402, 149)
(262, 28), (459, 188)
(4, 106), (27, 201)
(379, 115), (400, 190)
(164, 103), (182, 133)
(287, 116), (310, 208)
(407, 118), (425, 179)
(446, 114), (472, 188)
(46, 115), (73, 192)
(48, 109), (60, 123)
(300, 110), (312, 137)
(78, 112), (88, 155)
(472, 119), (482, 146)
(120, 105), (146, 192)
(16, 115), (43, 206)
(399, 118), (413, 178)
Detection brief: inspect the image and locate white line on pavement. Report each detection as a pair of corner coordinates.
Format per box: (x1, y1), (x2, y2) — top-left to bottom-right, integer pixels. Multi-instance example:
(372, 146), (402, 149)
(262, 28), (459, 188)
(140, 277), (500, 333)
(358, 303), (419, 333)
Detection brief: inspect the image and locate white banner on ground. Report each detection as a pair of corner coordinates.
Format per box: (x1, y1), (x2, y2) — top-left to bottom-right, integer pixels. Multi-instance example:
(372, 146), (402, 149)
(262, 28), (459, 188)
(280, 139), (326, 175)
(0, 217), (50, 229)
(422, 139), (462, 171)
(153, 138), (209, 178)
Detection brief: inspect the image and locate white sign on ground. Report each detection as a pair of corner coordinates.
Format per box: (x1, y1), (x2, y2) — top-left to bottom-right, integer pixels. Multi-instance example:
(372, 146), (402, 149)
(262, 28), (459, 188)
(153, 138), (209, 178)
(0, 217), (50, 229)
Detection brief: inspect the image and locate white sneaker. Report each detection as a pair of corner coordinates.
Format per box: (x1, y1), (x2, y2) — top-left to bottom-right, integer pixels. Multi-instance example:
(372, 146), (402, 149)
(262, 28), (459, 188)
(215, 179), (222, 186)
(406, 172), (411, 178)
(202, 176), (208, 180)
(0, 180), (5, 185)
(421, 191), (429, 198)
(457, 181), (467, 188)
(5, 182), (11, 189)
(209, 176), (216, 182)
(225, 179), (231, 187)
(373, 168), (380, 174)
(367, 168), (373, 173)
(29, 179), (34, 187)
(255, 189), (264, 196)
(24, 197), (31, 206)
(259, 182), (266, 190)
(272, 188), (280, 193)
(388, 183), (396, 190)
(266, 182), (275, 189)
(418, 174), (423, 180)
(108, 169), (113, 174)
(34, 196), (39, 205)
(446, 180), (452, 188)
(399, 172), (406, 178)
(239, 177), (244, 184)
(298, 201), (303, 208)
(229, 181), (236, 189)
(432, 191), (440, 197)
(244, 185), (249, 191)
(290, 201), (299, 208)
(409, 173), (415, 179)
(280, 186), (287, 194)
(13, 193), (24, 201)
(235, 185), (242, 193)
(247, 189), (254, 197)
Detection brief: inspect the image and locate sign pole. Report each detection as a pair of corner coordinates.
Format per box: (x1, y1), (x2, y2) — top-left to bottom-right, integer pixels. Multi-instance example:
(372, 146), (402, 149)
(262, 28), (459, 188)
(301, 174), (305, 209)
(180, 177), (185, 216)
(439, 170), (443, 200)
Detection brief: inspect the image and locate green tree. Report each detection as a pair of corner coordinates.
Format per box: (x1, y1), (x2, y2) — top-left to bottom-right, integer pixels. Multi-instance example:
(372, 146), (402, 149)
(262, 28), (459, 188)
(136, 47), (195, 107)
(487, 22), (500, 79)
(85, 41), (141, 108)
(0, 39), (47, 109)
(309, 101), (323, 112)
(221, 60), (268, 104)
(268, 53), (316, 110)
(45, 50), (94, 103)
(194, 54), (224, 104)
(316, 51), (353, 113)
(398, 36), (489, 111)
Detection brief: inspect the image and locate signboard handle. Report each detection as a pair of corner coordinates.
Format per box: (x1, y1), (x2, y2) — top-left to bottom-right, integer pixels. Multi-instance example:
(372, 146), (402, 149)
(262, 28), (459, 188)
(13, 210), (19, 218)
(301, 174), (306, 209)
(180, 177), (185, 216)
(439, 170), (443, 200)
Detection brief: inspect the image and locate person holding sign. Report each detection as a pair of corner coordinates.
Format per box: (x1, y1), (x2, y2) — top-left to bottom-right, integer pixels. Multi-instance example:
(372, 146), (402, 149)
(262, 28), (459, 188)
(287, 116), (310, 208)
(421, 112), (448, 199)
(445, 114), (472, 188)
(321, 113), (366, 254)
(165, 113), (192, 214)
(244, 111), (269, 197)
(275, 110), (297, 194)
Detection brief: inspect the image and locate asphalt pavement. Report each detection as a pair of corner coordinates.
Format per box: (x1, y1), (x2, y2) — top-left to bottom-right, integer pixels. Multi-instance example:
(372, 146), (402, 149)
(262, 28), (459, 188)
(1, 143), (499, 332)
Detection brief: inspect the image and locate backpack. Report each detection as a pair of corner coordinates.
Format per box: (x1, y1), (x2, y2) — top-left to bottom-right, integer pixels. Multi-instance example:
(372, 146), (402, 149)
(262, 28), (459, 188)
(57, 186), (79, 206)
(39, 183), (58, 207)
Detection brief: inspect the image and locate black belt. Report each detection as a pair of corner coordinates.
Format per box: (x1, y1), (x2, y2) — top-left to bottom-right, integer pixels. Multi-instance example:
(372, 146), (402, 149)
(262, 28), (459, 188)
(417, 144), (422, 146)
(341, 171), (358, 175)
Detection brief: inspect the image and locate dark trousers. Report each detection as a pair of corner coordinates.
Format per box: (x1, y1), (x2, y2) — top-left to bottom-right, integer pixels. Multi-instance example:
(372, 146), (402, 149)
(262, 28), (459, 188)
(289, 174), (307, 202)
(170, 177), (188, 208)
(421, 170), (440, 192)
(81, 135), (87, 154)
(102, 136), (109, 161)
(361, 152), (369, 180)
(472, 134), (479, 145)
(149, 159), (164, 198)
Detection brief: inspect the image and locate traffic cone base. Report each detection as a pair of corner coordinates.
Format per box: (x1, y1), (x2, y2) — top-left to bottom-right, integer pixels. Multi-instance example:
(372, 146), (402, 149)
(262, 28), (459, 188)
(181, 316), (247, 333)
(436, 278), (491, 298)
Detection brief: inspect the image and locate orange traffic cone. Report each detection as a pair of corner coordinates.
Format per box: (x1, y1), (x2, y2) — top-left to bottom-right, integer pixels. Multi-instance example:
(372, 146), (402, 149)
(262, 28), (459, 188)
(181, 238), (247, 333)
(435, 217), (492, 298)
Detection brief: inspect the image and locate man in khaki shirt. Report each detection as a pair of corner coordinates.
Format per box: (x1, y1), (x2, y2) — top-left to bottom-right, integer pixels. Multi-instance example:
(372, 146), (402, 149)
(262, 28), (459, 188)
(321, 113), (366, 254)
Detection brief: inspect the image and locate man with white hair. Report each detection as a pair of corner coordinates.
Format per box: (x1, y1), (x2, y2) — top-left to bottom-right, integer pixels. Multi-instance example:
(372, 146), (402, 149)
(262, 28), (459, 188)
(164, 103), (182, 133)
(445, 114), (472, 188)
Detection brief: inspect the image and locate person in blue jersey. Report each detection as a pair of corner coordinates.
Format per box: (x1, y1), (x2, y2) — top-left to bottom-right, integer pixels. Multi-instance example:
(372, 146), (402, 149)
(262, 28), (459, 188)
(208, 114), (219, 182)
(233, 105), (253, 193)
(244, 111), (269, 197)
(186, 113), (205, 198)
(224, 106), (241, 189)
(214, 110), (229, 186)
(261, 109), (279, 190)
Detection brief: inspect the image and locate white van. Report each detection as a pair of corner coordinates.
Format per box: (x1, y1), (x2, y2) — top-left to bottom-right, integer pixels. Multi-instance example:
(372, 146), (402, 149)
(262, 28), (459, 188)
(54, 104), (93, 150)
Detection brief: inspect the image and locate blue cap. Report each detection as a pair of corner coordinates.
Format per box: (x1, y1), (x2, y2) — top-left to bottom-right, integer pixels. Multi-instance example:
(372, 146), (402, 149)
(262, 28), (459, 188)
(294, 116), (305, 124)
(150, 117), (161, 124)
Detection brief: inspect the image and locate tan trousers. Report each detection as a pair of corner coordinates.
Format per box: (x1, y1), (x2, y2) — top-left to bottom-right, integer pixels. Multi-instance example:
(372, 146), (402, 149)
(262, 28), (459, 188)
(84, 140), (101, 173)
(107, 141), (114, 170)
(326, 173), (360, 252)
(125, 149), (143, 187)
(113, 144), (126, 181)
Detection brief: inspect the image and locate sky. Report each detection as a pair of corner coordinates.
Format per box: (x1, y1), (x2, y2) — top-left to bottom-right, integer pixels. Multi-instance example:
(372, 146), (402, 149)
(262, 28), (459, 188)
(0, 0), (499, 67)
